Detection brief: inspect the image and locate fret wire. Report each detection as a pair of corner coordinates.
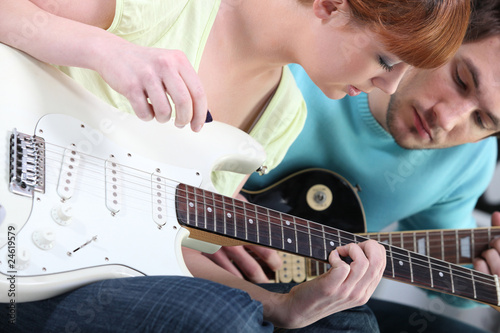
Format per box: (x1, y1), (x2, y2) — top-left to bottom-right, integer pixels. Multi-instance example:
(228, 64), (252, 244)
(449, 263), (455, 293)
(294, 215), (298, 254)
(184, 186), (189, 226)
(243, 200), (248, 241)
(280, 212), (285, 251)
(213, 190), (218, 232)
(439, 230), (442, 260)
(232, 197), (237, 237)
(195, 187), (199, 228)
(472, 229), (475, 259)
(220, 193), (225, 234)
(306, 217), (312, 257)
(389, 245), (395, 278)
(426, 231), (430, 257)
(389, 232), (392, 247)
(323, 225), (327, 261)
(255, 203), (260, 244)
(401, 232), (404, 249)
(472, 270), (477, 299)
(428, 255), (434, 288)
(413, 233), (416, 256)
(409, 250), (414, 283)
(455, 230), (459, 264)
(203, 189), (208, 230)
(267, 207), (272, 247)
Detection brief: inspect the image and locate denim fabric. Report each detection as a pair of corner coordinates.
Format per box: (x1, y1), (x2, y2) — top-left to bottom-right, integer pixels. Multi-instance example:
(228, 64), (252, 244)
(1, 276), (382, 332)
(2, 276), (273, 333)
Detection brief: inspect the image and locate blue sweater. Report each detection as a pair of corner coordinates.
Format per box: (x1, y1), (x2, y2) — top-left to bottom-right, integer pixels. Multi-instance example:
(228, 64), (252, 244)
(246, 64), (497, 233)
(245, 64), (498, 308)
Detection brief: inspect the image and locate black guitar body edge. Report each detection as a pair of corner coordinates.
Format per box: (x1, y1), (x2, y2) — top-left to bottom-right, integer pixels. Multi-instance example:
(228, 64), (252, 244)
(242, 168), (366, 234)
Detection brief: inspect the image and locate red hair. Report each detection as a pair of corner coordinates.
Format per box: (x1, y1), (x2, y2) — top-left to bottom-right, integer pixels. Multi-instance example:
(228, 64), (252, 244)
(348, 0), (470, 69)
(301, 0), (471, 69)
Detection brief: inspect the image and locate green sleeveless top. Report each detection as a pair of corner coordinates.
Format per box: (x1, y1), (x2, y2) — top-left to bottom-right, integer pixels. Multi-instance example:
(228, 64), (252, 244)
(57, 0), (306, 196)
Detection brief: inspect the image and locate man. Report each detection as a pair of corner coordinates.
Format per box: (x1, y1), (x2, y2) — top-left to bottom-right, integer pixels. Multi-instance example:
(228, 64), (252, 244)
(205, 1), (500, 331)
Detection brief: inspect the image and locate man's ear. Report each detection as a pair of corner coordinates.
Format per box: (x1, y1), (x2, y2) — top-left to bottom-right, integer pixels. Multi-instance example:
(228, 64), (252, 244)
(312, 0), (350, 19)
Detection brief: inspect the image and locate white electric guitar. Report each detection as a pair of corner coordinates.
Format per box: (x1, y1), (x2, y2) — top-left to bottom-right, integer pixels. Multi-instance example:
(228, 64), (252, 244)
(0, 44), (266, 302)
(0, 44), (499, 310)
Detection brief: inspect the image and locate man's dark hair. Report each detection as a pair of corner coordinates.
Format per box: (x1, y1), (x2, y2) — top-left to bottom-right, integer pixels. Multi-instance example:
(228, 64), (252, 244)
(465, 0), (500, 43)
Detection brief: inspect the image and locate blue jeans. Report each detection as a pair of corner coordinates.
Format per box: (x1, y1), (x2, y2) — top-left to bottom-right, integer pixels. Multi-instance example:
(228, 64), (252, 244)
(1, 276), (379, 332)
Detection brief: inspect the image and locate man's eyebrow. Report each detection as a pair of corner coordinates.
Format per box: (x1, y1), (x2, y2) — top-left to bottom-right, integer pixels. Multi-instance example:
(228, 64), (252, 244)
(463, 57), (500, 129)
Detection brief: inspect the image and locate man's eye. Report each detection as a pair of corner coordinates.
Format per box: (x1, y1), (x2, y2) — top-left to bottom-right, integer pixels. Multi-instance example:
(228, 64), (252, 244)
(475, 111), (485, 129)
(455, 68), (466, 89)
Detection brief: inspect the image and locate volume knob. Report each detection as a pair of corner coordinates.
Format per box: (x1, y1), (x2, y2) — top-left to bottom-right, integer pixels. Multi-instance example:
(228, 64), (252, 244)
(15, 248), (30, 270)
(32, 229), (55, 250)
(51, 203), (73, 226)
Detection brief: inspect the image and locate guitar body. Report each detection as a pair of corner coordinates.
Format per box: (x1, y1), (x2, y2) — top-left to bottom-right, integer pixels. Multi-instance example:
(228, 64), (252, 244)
(242, 168), (366, 233)
(0, 44), (266, 302)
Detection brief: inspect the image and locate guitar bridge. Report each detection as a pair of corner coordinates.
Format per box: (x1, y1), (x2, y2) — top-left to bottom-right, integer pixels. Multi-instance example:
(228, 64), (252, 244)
(9, 129), (46, 197)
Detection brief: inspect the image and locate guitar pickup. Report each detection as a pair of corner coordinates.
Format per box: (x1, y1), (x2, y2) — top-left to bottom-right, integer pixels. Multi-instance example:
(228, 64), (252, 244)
(105, 157), (122, 214)
(57, 146), (80, 200)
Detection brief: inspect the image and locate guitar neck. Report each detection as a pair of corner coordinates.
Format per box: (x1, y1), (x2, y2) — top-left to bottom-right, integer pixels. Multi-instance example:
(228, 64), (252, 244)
(175, 184), (500, 309)
(365, 228), (500, 265)
(306, 227), (500, 280)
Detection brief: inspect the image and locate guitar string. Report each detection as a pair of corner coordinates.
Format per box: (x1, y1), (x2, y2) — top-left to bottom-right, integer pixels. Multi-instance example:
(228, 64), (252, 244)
(40, 143), (500, 248)
(40, 145), (499, 269)
(39, 143), (499, 289)
(35, 143), (499, 290)
(40, 144), (500, 270)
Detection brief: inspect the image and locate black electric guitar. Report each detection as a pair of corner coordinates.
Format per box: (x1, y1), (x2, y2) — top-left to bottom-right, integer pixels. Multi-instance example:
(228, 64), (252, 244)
(242, 168), (500, 283)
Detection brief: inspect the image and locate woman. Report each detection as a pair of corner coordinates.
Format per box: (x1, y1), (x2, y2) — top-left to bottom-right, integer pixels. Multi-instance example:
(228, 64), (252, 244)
(0, 0), (470, 331)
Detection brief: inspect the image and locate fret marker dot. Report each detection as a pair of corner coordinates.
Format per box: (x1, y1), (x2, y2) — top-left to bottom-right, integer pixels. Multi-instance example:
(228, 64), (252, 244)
(439, 272), (444, 278)
(329, 241), (334, 247)
(227, 213), (232, 218)
(207, 207), (213, 213)
(249, 219), (254, 224)
(286, 221), (291, 226)
(189, 202), (194, 208)
(287, 238), (292, 244)
(398, 261), (403, 266)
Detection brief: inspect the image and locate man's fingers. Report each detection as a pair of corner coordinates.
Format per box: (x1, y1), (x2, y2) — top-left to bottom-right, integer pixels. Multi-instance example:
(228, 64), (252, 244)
(203, 250), (244, 279)
(245, 245), (282, 271)
(224, 246), (270, 283)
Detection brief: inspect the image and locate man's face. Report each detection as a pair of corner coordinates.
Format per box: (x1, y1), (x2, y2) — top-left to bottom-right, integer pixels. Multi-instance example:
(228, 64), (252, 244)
(385, 35), (500, 149)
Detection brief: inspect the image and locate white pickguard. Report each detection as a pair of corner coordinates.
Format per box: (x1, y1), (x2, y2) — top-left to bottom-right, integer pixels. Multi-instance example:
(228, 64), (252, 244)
(0, 44), (266, 302)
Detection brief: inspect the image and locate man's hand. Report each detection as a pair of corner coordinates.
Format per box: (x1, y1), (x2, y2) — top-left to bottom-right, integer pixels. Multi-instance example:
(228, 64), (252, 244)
(273, 240), (386, 328)
(203, 245), (282, 283)
(473, 211), (500, 275)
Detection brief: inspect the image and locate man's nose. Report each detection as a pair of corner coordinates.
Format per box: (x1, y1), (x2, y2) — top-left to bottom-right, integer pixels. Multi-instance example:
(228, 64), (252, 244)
(433, 99), (475, 132)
